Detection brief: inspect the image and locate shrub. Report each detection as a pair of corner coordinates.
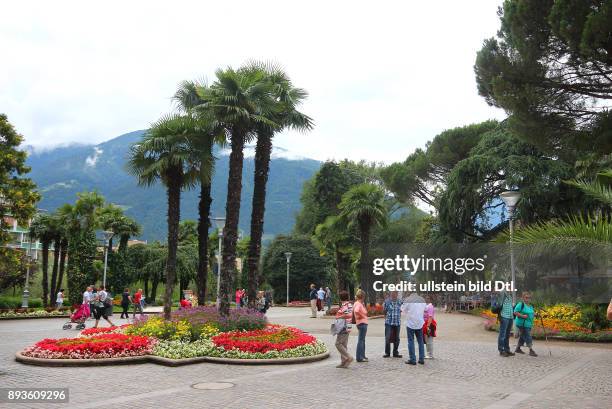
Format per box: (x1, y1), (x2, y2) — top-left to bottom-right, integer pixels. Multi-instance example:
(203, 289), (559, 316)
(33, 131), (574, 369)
(579, 305), (609, 332)
(0, 296), (42, 309)
(172, 306), (266, 333)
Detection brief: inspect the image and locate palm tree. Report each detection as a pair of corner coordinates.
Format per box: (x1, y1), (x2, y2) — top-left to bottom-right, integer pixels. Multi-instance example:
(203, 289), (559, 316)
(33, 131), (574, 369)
(194, 66), (279, 315)
(29, 213), (57, 306)
(339, 183), (387, 303)
(244, 62), (313, 307)
(313, 215), (355, 295)
(48, 212), (65, 305)
(127, 115), (198, 319)
(174, 79), (225, 306)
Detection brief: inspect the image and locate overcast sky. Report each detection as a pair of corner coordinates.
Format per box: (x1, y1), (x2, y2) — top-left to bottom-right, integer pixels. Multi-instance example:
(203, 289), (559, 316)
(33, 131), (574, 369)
(1, 0), (506, 163)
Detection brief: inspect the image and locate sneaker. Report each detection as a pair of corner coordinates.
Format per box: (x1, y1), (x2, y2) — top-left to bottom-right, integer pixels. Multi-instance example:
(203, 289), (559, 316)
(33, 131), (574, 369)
(393, 354), (403, 358)
(383, 354), (390, 358)
(529, 349), (538, 357)
(424, 355), (433, 359)
(515, 348), (525, 354)
(405, 360), (417, 365)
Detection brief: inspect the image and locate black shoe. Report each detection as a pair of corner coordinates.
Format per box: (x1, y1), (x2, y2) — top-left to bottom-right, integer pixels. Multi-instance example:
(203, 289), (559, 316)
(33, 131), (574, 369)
(529, 349), (538, 357)
(418, 361), (424, 365)
(500, 351), (509, 357)
(506, 351), (515, 356)
(515, 347), (525, 354)
(383, 354), (390, 358)
(405, 360), (416, 365)
(393, 354), (403, 358)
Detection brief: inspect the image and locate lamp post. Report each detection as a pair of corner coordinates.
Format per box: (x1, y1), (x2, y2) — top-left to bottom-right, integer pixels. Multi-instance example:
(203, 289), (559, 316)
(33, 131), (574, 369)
(102, 230), (114, 289)
(21, 236), (34, 308)
(500, 190), (521, 335)
(285, 252), (292, 306)
(212, 217), (225, 309)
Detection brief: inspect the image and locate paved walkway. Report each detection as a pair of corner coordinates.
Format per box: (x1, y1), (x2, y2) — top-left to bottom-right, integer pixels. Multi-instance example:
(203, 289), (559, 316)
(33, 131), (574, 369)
(1, 308), (610, 408)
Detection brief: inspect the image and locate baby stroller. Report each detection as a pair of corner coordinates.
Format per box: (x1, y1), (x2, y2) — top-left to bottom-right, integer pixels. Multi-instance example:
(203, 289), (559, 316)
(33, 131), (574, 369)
(62, 304), (89, 330)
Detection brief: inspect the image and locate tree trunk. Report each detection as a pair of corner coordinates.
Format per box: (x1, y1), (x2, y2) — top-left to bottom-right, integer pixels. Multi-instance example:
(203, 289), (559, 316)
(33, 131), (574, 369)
(163, 168), (182, 320)
(107, 237), (113, 256)
(220, 132), (245, 316)
(335, 247), (351, 294)
(197, 181), (212, 306)
(150, 275), (159, 303)
(49, 237), (61, 307)
(247, 132), (272, 308)
(41, 241), (50, 307)
(144, 278), (149, 301)
(57, 239), (67, 299)
(359, 219), (372, 304)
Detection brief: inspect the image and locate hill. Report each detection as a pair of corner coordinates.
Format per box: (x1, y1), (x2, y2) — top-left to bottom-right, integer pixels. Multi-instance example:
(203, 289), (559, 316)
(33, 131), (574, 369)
(26, 130), (321, 241)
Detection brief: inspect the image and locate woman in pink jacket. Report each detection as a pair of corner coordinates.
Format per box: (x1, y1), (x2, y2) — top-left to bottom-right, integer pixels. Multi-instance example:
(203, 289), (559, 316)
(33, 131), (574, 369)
(354, 289), (369, 362)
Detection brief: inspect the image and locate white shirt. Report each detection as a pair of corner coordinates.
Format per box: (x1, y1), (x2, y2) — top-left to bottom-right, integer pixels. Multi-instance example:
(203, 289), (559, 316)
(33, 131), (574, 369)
(401, 294), (426, 329)
(56, 292), (63, 303)
(317, 289), (325, 300)
(83, 291), (92, 304)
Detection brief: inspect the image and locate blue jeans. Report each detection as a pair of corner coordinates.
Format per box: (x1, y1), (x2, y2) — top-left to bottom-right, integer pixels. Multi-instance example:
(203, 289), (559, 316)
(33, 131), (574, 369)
(406, 327), (424, 363)
(498, 317), (513, 352)
(356, 323), (368, 361)
(517, 325), (533, 348)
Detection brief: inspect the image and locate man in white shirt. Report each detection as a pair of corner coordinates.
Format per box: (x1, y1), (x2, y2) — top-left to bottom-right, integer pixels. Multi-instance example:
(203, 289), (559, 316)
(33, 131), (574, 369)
(401, 292), (426, 365)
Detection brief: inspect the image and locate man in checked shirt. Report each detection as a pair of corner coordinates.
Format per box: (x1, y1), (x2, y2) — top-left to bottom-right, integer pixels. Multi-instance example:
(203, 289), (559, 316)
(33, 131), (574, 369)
(383, 291), (403, 358)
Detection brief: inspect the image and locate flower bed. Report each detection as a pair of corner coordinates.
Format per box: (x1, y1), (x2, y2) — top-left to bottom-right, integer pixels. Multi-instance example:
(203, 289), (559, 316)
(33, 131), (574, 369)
(21, 333), (156, 359)
(0, 309), (70, 319)
(80, 324), (131, 337)
(212, 326), (315, 353)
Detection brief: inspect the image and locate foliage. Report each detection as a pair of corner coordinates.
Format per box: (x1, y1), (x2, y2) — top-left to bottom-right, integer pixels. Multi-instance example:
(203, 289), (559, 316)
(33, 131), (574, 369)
(262, 234), (331, 302)
(474, 0), (612, 156)
(211, 326), (316, 353)
(579, 304), (609, 332)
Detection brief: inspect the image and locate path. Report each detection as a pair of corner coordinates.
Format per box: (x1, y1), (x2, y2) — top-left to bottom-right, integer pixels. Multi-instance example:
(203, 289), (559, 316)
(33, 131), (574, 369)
(0, 308), (609, 408)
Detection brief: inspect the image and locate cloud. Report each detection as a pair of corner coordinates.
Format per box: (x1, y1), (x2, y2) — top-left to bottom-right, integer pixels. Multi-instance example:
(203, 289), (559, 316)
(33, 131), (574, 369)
(0, 0), (506, 163)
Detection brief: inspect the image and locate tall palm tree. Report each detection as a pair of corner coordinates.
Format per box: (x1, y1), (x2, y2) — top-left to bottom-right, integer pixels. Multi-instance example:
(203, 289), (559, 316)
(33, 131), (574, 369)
(29, 213), (57, 307)
(48, 212), (65, 305)
(313, 215), (355, 295)
(174, 79), (225, 306)
(127, 115), (198, 320)
(244, 62), (313, 307)
(339, 183), (387, 303)
(194, 66), (279, 315)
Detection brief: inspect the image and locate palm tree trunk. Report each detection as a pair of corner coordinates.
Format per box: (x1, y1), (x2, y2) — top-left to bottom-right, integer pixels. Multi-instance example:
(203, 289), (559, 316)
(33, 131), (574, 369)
(220, 132), (245, 316)
(359, 219), (372, 304)
(107, 237), (113, 255)
(41, 241), (50, 307)
(49, 237), (61, 306)
(197, 181), (212, 306)
(151, 274), (159, 303)
(163, 168), (182, 320)
(57, 239), (67, 298)
(247, 132), (272, 308)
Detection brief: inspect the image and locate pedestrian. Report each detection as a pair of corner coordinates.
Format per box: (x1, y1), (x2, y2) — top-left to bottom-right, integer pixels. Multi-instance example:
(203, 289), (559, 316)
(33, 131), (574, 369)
(120, 288), (131, 319)
(496, 288), (515, 357)
(317, 287), (325, 311)
(325, 287), (332, 313)
(401, 292), (426, 365)
(383, 291), (402, 358)
(92, 286), (115, 328)
(235, 288), (242, 309)
(309, 284), (318, 318)
(82, 286), (93, 318)
(514, 291), (537, 357)
(334, 290), (354, 368)
(89, 285), (96, 317)
(354, 289), (369, 362)
(423, 294), (437, 359)
(56, 288), (64, 310)
(256, 291), (267, 314)
(133, 289), (144, 318)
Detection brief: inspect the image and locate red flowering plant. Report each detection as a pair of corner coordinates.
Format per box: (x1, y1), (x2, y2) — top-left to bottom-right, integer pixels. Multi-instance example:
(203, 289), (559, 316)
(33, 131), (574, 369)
(21, 333), (156, 359)
(367, 304), (384, 317)
(80, 324), (132, 337)
(212, 325), (316, 353)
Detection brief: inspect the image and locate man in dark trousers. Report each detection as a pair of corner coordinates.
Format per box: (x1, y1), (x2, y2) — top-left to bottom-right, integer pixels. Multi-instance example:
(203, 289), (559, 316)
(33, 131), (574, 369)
(383, 291), (402, 358)
(309, 284), (318, 318)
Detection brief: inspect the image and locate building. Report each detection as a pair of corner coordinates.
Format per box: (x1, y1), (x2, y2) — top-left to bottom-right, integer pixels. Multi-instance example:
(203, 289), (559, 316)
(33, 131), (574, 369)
(2, 215), (42, 259)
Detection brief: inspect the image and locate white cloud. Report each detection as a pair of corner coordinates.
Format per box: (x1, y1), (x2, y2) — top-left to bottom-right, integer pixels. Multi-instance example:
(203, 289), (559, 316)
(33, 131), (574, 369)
(84, 147), (103, 167)
(0, 0), (506, 163)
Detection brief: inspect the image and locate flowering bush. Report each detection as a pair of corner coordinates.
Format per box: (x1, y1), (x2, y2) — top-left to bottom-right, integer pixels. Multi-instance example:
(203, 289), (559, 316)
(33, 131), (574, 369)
(125, 316), (191, 341)
(212, 326), (316, 353)
(0, 309), (68, 319)
(21, 334), (155, 359)
(367, 304), (384, 316)
(80, 324), (131, 337)
(539, 304), (582, 323)
(172, 306), (267, 333)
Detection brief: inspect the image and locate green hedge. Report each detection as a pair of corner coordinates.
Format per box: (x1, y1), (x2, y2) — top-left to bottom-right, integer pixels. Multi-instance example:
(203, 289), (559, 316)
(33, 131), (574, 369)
(0, 296), (43, 309)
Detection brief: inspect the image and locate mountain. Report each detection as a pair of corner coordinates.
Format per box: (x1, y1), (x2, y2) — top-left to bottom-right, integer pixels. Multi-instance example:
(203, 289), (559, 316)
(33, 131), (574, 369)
(26, 130), (321, 241)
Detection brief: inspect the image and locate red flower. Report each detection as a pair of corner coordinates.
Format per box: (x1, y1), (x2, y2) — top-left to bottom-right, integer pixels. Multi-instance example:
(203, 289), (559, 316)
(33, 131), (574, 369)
(23, 333), (155, 359)
(212, 326), (316, 353)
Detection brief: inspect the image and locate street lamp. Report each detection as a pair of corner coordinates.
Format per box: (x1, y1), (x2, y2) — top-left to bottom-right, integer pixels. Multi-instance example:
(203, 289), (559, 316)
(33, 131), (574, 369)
(21, 235), (34, 308)
(102, 230), (114, 288)
(500, 190), (521, 333)
(284, 252), (292, 306)
(212, 217), (226, 309)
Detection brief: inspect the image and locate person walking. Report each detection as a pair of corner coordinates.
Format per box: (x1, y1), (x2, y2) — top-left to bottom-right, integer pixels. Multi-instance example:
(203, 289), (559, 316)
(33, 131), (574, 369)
(335, 290), (354, 368)
(402, 292), (426, 365)
(82, 286), (93, 318)
(423, 295), (437, 359)
(497, 289), (515, 357)
(514, 291), (537, 357)
(133, 289), (144, 318)
(354, 289), (369, 362)
(92, 286), (115, 328)
(309, 284), (318, 318)
(383, 291), (402, 358)
(324, 287), (332, 313)
(56, 288), (64, 310)
(120, 288), (131, 319)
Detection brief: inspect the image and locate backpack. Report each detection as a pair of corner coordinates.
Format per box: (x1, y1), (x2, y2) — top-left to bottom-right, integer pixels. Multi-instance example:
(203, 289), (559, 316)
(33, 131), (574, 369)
(491, 293), (506, 315)
(331, 317), (347, 335)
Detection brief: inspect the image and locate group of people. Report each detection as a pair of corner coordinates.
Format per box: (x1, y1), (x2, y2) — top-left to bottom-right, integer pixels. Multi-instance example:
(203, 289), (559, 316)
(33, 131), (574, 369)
(332, 290), (436, 368)
(236, 288), (271, 314)
(496, 290), (538, 357)
(309, 284), (332, 317)
(82, 285), (116, 328)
